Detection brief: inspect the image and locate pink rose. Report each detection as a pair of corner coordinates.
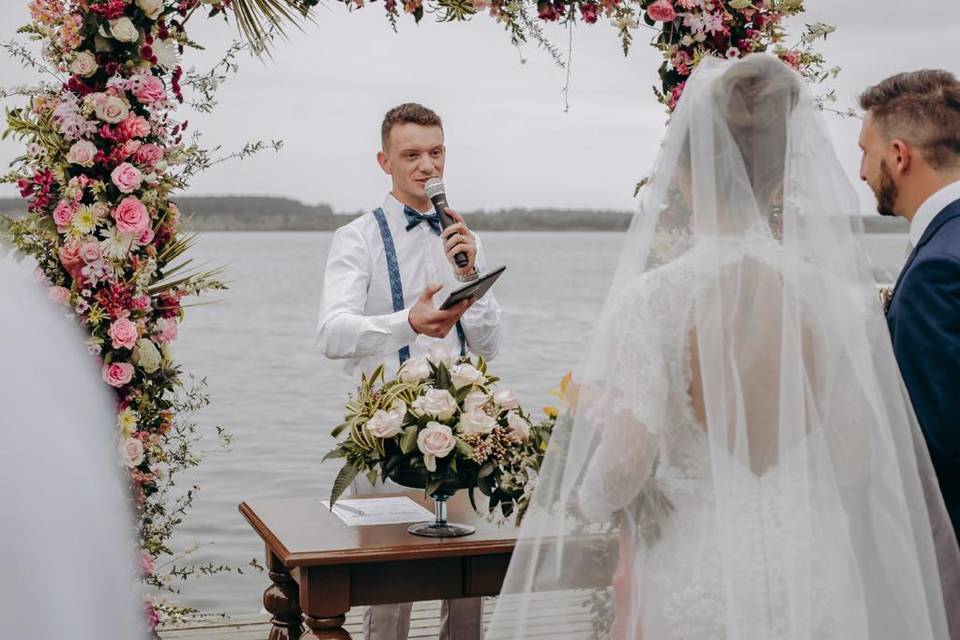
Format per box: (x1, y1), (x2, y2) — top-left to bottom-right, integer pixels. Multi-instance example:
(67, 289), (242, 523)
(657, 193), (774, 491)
(647, 0), (676, 22)
(122, 139), (142, 157)
(111, 162), (143, 194)
(102, 361), (135, 387)
(58, 239), (84, 278)
(91, 202), (111, 220)
(79, 240), (103, 264)
(134, 75), (166, 104)
(48, 286), (70, 304)
(118, 115), (151, 140)
(94, 94), (129, 124)
(135, 143), (164, 167)
(119, 436), (145, 468)
(156, 317), (178, 344)
(66, 140), (98, 167)
(53, 200), (77, 228)
(109, 317), (139, 349)
(137, 226), (155, 246)
(132, 294), (152, 311)
(112, 196), (151, 235)
(417, 422), (456, 472)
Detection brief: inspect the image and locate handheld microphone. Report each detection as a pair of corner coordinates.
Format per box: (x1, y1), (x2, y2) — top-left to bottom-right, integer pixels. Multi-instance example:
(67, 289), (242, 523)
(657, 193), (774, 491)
(425, 177), (469, 269)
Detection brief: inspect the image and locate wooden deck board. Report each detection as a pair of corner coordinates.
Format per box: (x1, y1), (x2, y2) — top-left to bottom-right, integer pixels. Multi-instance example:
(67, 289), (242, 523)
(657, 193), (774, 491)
(158, 592), (595, 639)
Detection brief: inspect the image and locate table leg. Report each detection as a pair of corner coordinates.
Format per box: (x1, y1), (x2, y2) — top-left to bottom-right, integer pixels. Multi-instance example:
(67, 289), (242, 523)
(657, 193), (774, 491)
(264, 550), (303, 640)
(297, 565), (352, 639)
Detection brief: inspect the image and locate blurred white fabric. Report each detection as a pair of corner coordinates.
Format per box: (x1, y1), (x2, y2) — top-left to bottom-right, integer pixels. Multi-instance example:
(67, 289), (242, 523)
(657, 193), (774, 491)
(0, 249), (145, 639)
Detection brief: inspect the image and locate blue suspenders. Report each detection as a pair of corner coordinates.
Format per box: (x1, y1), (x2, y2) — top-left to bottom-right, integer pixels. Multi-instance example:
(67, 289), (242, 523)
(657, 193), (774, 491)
(372, 207), (466, 368)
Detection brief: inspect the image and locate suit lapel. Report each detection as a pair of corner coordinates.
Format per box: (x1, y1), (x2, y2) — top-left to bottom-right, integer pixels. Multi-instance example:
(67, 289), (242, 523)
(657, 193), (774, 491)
(889, 200), (960, 308)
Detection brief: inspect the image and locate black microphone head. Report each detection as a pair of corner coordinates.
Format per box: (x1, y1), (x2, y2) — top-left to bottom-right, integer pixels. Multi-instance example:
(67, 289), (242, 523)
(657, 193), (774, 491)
(424, 177), (445, 200)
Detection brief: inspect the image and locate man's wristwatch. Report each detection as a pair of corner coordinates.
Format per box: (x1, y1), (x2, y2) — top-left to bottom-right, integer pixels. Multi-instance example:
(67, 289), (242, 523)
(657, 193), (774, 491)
(455, 267), (480, 283)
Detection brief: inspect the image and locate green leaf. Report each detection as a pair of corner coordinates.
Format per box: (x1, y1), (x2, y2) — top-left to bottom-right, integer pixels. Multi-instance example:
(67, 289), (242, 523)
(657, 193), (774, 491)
(478, 459), (496, 479)
(366, 468), (379, 486)
(468, 486), (479, 512)
(477, 473), (492, 497)
(425, 476), (443, 497)
(400, 426), (419, 454)
(330, 463), (360, 507)
(455, 437), (475, 458)
(321, 448), (344, 463)
(330, 421), (349, 439)
(435, 362), (451, 390)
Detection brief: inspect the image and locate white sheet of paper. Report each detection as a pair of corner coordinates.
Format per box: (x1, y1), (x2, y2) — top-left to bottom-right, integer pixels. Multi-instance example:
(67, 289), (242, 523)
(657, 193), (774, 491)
(321, 497), (436, 527)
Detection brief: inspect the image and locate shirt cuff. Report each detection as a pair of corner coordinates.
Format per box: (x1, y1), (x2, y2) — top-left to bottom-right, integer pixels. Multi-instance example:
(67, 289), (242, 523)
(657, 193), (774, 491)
(388, 307), (419, 346)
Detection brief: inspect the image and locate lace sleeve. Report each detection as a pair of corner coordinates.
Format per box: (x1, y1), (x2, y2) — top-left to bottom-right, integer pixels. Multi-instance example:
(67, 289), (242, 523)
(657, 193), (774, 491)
(576, 276), (674, 522)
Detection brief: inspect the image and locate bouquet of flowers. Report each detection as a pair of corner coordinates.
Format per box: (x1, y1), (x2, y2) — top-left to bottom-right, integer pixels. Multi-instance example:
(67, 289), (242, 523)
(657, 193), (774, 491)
(325, 344), (553, 523)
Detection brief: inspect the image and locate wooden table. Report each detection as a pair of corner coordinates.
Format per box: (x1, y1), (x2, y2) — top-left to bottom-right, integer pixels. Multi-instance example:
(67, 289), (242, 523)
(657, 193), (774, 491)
(239, 492), (517, 640)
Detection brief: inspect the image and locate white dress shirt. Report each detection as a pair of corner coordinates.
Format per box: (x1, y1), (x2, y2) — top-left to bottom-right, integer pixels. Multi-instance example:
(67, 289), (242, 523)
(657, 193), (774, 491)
(318, 193), (503, 379)
(909, 179), (960, 248)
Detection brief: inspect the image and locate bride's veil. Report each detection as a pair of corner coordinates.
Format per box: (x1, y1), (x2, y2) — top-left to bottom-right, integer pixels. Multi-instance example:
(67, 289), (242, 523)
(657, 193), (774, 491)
(487, 54), (960, 639)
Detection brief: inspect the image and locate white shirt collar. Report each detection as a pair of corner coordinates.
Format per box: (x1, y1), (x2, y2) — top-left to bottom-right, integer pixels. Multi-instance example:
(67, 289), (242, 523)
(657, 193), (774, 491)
(910, 179), (960, 247)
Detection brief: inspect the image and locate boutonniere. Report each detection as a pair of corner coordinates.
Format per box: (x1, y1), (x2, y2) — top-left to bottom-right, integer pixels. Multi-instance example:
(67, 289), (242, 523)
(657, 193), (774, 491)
(879, 286), (894, 315)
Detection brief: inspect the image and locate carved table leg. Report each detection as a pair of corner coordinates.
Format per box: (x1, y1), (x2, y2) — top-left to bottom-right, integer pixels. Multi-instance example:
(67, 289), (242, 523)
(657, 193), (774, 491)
(303, 614), (351, 639)
(297, 565), (352, 639)
(264, 550), (303, 640)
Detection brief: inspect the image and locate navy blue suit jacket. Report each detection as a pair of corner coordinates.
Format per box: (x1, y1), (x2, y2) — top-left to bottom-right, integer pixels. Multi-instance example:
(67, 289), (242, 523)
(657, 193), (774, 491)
(887, 198), (960, 537)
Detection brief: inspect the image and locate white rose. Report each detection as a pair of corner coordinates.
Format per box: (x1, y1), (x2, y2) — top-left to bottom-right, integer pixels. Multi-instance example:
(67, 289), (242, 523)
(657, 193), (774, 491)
(109, 17), (141, 43)
(506, 411), (531, 441)
(451, 363), (485, 390)
(463, 390), (488, 414)
(66, 140), (98, 167)
(143, 172), (158, 185)
(70, 51), (98, 77)
(493, 388), (520, 410)
(154, 159), (168, 173)
(417, 422), (456, 472)
(399, 357), (431, 383)
(366, 401), (406, 439)
(132, 338), (161, 374)
(136, 0), (164, 20)
(426, 342), (453, 366)
(94, 94), (129, 124)
(459, 410), (497, 435)
(412, 388), (458, 422)
(119, 436), (145, 468)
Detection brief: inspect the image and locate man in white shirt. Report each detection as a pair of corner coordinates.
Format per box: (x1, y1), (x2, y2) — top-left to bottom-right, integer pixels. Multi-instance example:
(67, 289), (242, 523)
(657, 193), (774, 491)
(318, 103), (502, 640)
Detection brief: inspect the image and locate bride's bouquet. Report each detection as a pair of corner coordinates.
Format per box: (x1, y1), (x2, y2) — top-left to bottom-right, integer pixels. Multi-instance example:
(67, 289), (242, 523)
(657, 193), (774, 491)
(325, 344), (553, 522)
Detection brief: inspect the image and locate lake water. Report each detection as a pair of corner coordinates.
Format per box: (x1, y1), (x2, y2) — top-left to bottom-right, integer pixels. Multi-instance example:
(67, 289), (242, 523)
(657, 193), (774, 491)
(169, 231), (909, 615)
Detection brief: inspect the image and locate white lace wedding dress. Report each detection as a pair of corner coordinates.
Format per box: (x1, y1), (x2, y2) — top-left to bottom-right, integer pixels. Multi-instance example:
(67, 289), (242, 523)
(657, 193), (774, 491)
(487, 55), (959, 640)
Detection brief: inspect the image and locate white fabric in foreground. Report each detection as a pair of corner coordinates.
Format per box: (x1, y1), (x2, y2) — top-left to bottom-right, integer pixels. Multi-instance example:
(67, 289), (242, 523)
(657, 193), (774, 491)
(0, 252), (145, 640)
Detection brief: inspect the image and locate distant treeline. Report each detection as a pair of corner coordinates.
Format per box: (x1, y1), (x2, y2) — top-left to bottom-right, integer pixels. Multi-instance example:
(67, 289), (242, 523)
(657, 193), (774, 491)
(0, 195), (910, 233)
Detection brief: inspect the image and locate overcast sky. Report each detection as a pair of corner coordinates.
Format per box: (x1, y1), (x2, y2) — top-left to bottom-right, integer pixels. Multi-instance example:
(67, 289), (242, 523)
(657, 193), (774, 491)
(0, 0), (956, 214)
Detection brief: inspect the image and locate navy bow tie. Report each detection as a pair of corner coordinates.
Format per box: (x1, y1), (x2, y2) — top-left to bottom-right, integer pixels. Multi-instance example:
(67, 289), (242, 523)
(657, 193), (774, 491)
(404, 207), (442, 235)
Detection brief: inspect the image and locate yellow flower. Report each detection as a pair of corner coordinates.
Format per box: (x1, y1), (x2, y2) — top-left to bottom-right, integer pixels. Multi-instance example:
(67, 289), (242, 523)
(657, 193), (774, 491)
(118, 408), (138, 438)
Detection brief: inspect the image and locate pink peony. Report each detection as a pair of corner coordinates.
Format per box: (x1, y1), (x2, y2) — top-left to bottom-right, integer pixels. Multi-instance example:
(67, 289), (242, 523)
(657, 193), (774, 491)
(139, 552), (156, 576)
(156, 317), (178, 344)
(111, 162), (143, 194)
(48, 285), (70, 304)
(134, 75), (166, 104)
(135, 143), (164, 167)
(79, 240), (103, 263)
(52, 200), (77, 228)
(102, 361), (135, 387)
(647, 0), (676, 22)
(112, 196), (151, 235)
(66, 140), (98, 167)
(109, 317), (139, 349)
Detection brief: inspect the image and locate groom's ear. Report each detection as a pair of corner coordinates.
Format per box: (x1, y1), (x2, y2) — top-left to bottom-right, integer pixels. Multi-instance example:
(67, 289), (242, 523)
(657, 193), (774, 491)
(890, 139), (914, 176)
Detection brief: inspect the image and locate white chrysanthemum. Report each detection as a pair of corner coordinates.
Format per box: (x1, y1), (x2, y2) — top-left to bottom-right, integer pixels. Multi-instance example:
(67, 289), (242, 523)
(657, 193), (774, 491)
(118, 408), (139, 438)
(100, 226), (135, 260)
(153, 38), (180, 71)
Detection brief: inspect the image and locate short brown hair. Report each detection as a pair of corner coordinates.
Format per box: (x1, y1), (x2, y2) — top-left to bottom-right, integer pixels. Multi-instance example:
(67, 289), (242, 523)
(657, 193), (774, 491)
(859, 70), (960, 169)
(381, 103), (443, 149)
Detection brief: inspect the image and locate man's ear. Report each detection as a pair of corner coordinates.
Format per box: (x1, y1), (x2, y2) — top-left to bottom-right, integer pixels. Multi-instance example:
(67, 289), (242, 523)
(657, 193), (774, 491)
(376, 150), (390, 175)
(890, 139), (913, 177)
